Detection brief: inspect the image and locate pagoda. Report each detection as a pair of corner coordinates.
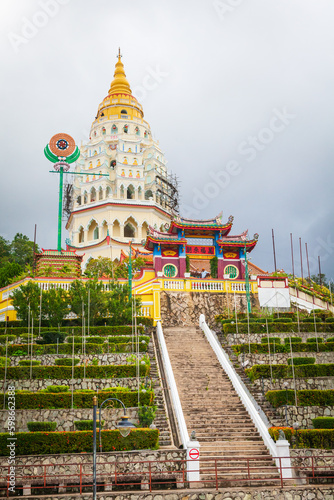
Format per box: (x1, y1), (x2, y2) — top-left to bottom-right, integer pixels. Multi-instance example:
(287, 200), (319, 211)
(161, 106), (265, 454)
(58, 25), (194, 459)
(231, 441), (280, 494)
(144, 213), (258, 279)
(66, 49), (177, 266)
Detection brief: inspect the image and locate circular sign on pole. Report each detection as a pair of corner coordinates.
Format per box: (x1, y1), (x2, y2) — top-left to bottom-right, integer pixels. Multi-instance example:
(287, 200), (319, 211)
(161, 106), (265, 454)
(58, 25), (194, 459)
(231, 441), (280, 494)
(189, 448), (199, 460)
(49, 133), (76, 157)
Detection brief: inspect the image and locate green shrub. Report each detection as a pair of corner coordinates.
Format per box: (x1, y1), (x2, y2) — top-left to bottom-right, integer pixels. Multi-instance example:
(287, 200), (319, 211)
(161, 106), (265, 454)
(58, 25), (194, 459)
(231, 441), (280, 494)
(138, 404), (157, 428)
(39, 331), (66, 345)
(74, 420), (104, 430)
(306, 337), (324, 343)
(44, 385), (69, 393)
(269, 427), (295, 443)
(0, 363), (150, 380)
(223, 322), (334, 334)
(0, 341), (148, 356)
(0, 335), (16, 344)
(325, 318), (334, 323)
(245, 363), (334, 382)
(18, 360), (41, 366)
(312, 417), (334, 429)
(266, 389), (334, 408)
(9, 388), (153, 410)
(284, 337), (302, 344)
(136, 317), (153, 327)
(287, 357), (315, 366)
(274, 318), (293, 323)
(0, 357), (9, 367)
(54, 358), (80, 366)
(302, 317), (321, 323)
(27, 421), (57, 432)
(327, 337), (334, 342)
(296, 429), (334, 449)
(0, 429), (159, 456)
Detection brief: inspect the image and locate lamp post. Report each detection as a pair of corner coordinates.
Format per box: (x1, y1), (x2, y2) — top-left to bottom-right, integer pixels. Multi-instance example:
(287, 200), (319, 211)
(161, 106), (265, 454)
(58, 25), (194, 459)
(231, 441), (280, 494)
(92, 396), (135, 500)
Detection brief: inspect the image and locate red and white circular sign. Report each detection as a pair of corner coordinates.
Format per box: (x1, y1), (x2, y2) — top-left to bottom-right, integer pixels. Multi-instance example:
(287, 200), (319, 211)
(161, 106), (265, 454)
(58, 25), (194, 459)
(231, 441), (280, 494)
(189, 448), (199, 460)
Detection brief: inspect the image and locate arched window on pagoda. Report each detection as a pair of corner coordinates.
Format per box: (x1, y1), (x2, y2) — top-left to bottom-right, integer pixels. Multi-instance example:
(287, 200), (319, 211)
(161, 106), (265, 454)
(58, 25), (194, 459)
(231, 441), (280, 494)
(90, 188), (96, 203)
(124, 223), (135, 238)
(135, 126), (140, 135)
(78, 227), (84, 243)
(112, 124), (118, 133)
(138, 186), (142, 200)
(77, 195), (81, 206)
(93, 226), (99, 240)
(145, 189), (153, 200)
(98, 187), (103, 200)
(120, 185), (125, 199)
(127, 185), (135, 200)
(83, 192), (88, 204)
(102, 127), (106, 135)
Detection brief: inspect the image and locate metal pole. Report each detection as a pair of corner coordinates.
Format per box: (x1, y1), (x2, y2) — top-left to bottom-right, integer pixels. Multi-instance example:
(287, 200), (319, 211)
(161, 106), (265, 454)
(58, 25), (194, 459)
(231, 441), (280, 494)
(272, 229), (277, 272)
(318, 256), (322, 286)
(305, 243), (311, 281)
(93, 395), (97, 500)
(33, 224), (37, 275)
(71, 332), (74, 410)
(299, 238), (303, 285)
(233, 291), (238, 334)
(88, 286), (90, 337)
(289, 336), (298, 407)
(3, 337), (8, 410)
(128, 242), (133, 300)
(39, 287), (42, 336)
(290, 233), (295, 279)
(266, 320), (273, 389)
(244, 242), (251, 314)
(30, 317), (34, 380)
(57, 166), (64, 252)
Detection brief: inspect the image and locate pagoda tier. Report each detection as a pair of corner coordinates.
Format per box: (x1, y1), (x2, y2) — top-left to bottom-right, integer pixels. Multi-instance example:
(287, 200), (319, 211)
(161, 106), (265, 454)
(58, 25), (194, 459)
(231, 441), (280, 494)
(35, 249), (83, 278)
(143, 214), (259, 280)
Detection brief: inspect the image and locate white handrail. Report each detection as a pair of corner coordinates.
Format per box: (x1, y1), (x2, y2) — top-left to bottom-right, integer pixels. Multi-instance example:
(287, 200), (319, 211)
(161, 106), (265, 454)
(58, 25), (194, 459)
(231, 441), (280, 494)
(156, 321), (189, 448)
(199, 314), (278, 458)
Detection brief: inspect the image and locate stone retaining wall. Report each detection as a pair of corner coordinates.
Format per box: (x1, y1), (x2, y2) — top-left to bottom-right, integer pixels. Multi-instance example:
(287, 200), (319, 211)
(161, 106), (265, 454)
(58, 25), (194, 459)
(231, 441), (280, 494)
(2, 377), (144, 391)
(237, 352), (333, 367)
(0, 407), (139, 432)
(226, 332), (334, 345)
(252, 376), (334, 393)
(275, 405), (334, 428)
(8, 353), (143, 366)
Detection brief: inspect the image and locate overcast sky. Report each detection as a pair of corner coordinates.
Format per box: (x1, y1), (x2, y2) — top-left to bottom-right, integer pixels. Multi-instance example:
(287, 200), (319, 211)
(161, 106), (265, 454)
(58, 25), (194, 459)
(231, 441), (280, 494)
(1, 0), (333, 281)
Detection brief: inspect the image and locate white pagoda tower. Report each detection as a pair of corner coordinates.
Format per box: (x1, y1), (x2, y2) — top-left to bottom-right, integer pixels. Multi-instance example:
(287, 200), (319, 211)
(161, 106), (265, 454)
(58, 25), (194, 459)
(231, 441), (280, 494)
(66, 50), (177, 265)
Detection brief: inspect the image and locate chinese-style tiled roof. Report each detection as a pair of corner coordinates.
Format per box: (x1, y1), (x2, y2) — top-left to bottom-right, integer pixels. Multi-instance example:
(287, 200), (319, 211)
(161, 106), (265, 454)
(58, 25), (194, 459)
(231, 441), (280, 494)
(144, 226), (186, 251)
(217, 231), (259, 253)
(169, 213), (234, 234)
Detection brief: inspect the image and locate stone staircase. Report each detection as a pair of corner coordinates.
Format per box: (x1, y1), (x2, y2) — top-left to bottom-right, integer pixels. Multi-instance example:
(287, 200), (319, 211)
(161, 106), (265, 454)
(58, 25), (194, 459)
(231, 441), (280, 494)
(147, 334), (173, 447)
(163, 326), (281, 486)
(219, 336), (285, 427)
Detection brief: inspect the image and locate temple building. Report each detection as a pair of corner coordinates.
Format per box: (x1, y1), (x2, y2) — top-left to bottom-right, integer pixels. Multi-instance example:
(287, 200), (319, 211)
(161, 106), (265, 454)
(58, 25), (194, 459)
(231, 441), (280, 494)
(144, 213), (259, 280)
(66, 50), (178, 266)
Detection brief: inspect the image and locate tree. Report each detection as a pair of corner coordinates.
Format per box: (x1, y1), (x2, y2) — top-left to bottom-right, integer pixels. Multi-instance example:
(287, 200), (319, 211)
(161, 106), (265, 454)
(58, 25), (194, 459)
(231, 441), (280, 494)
(0, 262), (23, 288)
(43, 287), (70, 327)
(310, 274), (329, 288)
(0, 236), (11, 266)
(69, 279), (107, 325)
(10, 233), (38, 267)
(85, 256), (115, 279)
(12, 281), (41, 325)
(105, 281), (140, 325)
(114, 257), (147, 279)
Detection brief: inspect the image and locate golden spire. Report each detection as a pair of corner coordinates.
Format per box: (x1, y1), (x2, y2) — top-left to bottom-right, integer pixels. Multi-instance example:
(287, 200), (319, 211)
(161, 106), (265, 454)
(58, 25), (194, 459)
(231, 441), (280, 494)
(108, 48), (132, 95)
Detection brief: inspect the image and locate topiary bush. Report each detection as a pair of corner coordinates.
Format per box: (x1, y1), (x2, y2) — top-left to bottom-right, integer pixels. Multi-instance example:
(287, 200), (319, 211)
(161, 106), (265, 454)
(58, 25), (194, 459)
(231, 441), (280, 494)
(312, 417), (334, 429)
(138, 404), (157, 428)
(302, 317), (321, 323)
(18, 360), (41, 366)
(287, 357), (315, 366)
(74, 420), (105, 430)
(54, 358), (80, 366)
(43, 385), (70, 393)
(284, 337), (302, 344)
(266, 389), (334, 407)
(0, 335), (16, 344)
(306, 337), (324, 343)
(245, 363), (334, 382)
(325, 318), (334, 323)
(260, 337), (281, 344)
(274, 318), (293, 323)
(27, 421), (57, 432)
(0, 357), (9, 367)
(38, 331), (67, 345)
(327, 337), (334, 342)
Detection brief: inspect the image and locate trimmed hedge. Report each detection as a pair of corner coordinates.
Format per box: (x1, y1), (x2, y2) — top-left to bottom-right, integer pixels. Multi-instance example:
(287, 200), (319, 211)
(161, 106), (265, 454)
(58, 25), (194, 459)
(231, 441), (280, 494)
(6, 387), (154, 409)
(0, 335), (16, 344)
(0, 341), (148, 356)
(74, 420), (104, 430)
(307, 337), (324, 343)
(246, 363), (334, 382)
(0, 325), (145, 336)
(302, 318), (321, 323)
(44, 385), (69, 393)
(223, 322), (334, 334)
(18, 360), (41, 366)
(261, 337), (281, 344)
(0, 357), (9, 367)
(27, 422), (57, 432)
(232, 342), (334, 355)
(266, 389), (334, 407)
(287, 357), (315, 366)
(269, 426), (334, 449)
(312, 417), (334, 429)
(0, 428), (159, 456)
(0, 363), (150, 380)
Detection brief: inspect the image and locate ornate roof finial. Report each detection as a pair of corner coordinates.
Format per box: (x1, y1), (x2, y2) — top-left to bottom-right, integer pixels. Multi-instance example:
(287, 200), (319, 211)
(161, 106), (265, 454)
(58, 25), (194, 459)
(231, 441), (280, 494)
(109, 48), (131, 95)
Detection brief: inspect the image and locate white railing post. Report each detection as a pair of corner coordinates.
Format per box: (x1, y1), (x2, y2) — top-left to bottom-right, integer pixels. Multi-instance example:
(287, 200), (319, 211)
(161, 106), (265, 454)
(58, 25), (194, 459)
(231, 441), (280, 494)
(275, 439), (292, 479)
(186, 439), (201, 483)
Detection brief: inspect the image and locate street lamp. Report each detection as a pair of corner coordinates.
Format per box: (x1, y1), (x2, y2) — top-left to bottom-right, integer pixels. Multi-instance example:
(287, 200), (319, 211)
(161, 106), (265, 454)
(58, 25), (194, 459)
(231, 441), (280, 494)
(93, 396), (136, 500)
